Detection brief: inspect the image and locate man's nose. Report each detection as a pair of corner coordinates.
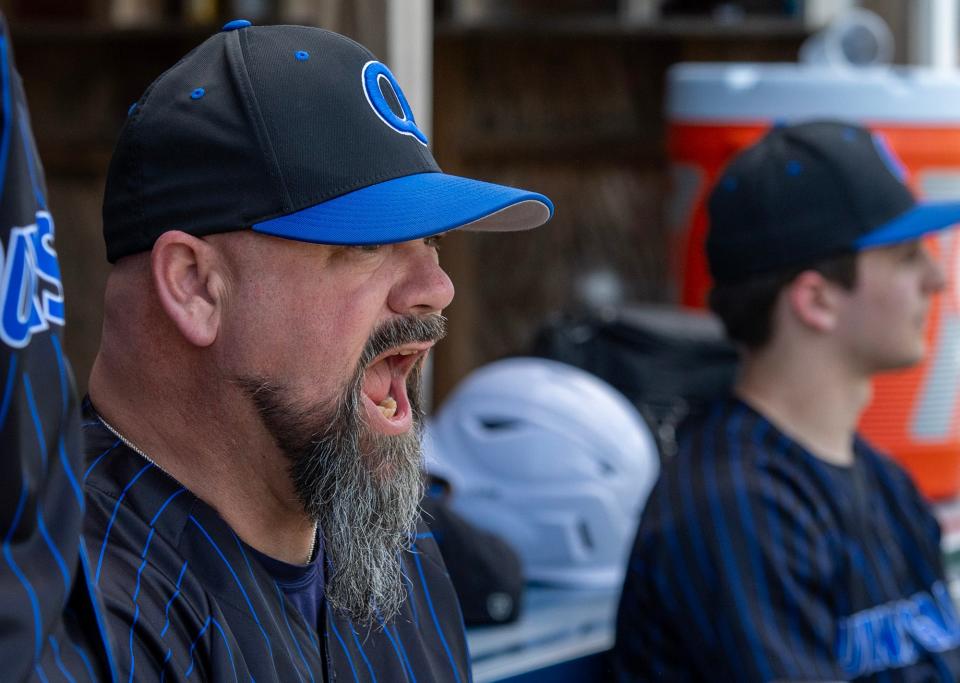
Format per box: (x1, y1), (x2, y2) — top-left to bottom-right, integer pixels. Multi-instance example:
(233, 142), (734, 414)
(388, 239), (455, 315)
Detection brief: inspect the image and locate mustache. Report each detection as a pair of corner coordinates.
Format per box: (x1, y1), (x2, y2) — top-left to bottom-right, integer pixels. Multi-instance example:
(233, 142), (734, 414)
(360, 313), (448, 366)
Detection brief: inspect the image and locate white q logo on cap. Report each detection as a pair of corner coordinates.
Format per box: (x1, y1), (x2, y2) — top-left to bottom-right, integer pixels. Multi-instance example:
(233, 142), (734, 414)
(361, 61), (428, 146)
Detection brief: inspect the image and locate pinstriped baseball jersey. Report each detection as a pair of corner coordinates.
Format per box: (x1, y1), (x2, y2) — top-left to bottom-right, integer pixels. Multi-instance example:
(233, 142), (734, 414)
(0, 12), (116, 682)
(81, 399), (472, 682)
(615, 397), (960, 682)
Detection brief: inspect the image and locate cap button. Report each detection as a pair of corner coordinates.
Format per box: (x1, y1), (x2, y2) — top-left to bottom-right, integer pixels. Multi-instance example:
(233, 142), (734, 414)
(222, 19), (252, 31)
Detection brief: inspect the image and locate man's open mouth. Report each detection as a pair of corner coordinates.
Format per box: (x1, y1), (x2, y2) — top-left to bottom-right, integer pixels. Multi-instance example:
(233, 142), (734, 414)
(360, 343), (432, 434)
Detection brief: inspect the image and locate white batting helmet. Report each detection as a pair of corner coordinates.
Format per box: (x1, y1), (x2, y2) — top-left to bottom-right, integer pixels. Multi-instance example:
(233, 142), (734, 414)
(426, 357), (660, 589)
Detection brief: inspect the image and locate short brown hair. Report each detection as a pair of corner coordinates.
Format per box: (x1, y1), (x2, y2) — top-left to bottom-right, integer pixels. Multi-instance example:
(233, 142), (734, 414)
(708, 251), (858, 350)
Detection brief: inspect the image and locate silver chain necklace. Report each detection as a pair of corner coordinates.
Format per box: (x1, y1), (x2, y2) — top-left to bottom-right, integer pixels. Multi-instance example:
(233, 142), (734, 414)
(94, 413), (319, 564)
(96, 413), (173, 477)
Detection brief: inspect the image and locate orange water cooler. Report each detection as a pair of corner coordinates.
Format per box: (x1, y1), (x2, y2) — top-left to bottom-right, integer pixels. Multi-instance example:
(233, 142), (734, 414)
(667, 63), (960, 499)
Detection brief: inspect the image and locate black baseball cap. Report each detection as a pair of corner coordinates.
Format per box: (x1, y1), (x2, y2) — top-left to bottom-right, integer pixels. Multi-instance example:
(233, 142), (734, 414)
(706, 120), (960, 284)
(102, 21), (553, 263)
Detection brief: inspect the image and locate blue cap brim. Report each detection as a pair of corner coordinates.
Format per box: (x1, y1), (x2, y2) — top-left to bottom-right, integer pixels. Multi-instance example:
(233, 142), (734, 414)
(252, 172), (553, 245)
(855, 202), (960, 249)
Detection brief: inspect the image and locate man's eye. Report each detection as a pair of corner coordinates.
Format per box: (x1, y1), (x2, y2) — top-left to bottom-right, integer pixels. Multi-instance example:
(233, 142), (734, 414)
(355, 244), (382, 253)
(902, 245), (922, 261)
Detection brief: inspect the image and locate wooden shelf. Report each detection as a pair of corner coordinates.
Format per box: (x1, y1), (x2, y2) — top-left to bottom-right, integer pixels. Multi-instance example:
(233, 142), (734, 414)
(435, 15), (811, 40)
(455, 136), (662, 164)
(9, 20), (221, 45)
(8, 15), (811, 44)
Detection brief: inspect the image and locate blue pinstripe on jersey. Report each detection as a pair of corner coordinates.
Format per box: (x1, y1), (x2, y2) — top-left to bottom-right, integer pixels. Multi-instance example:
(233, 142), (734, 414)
(376, 611), (416, 682)
(0, 353), (15, 424)
(183, 616), (211, 678)
(37, 506), (70, 593)
(188, 516), (275, 661)
(654, 445), (712, 643)
(412, 542), (462, 683)
(676, 431), (713, 586)
(159, 648), (172, 683)
(150, 488), (186, 526)
(209, 618), (238, 682)
(49, 321), (67, 417)
(22, 374), (46, 469)
(49, 636), (77, 683)
(692, 406), (740, 663)
(304, 611), (322, 655)
(728, 405), (787, 676)
(77, 537), (118, 681)
(159, 560), (189, 639)
(127, 527), (156, 683)
(83, 438), (121, 483)
(230, 530), (308, 682)
(328, 615), (361, 683)
(350, 621), (378, 683)
(15, 102), (44, 210)
(34, 664), (49, 683)
(58, 439), (84, 510)
(702, 405), (772, 681)
(4, 482), (41, 660)
(95, 463), (154, 584)
(757, 425), (812, 676)
(389, 623), (417, 682)
(69, 640), (97, 683)
(0, 36), (13, 197)
(136, 485), (187, 655)
(273, 581), (314, 683)
(401, 565), (419, 628)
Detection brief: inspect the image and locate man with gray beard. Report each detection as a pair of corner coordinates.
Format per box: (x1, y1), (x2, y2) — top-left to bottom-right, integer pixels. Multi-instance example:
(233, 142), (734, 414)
(81, 22), (552, 682)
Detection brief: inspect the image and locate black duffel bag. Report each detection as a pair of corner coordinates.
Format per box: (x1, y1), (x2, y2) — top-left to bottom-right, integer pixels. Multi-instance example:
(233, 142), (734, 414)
(530, 304), (739, 457)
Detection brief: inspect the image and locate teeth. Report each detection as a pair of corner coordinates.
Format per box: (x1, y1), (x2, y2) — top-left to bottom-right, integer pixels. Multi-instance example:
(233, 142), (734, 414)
(397, 350), (418, 356)
(378, 396), (397, 418)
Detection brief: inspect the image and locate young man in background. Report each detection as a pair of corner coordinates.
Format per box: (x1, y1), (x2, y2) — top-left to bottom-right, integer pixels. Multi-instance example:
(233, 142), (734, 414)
(615, 120), (960, 681)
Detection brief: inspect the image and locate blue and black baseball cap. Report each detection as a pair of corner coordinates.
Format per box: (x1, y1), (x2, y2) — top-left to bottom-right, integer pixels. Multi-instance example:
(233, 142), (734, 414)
(102, 21), (553, 263)
(706, 120), (960, 284)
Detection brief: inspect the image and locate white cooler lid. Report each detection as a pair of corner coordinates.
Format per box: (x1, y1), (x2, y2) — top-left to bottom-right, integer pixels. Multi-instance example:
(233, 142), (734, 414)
(668, 63), (960, 124)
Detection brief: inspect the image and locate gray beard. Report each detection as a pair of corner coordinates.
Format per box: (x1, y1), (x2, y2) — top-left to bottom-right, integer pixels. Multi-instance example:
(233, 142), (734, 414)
(240, 314), (445, 624)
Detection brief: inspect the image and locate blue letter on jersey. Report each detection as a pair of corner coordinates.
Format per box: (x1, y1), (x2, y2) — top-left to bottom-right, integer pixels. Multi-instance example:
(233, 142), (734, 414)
(1, 210), (64, 348)
(361, 60), (428, 146)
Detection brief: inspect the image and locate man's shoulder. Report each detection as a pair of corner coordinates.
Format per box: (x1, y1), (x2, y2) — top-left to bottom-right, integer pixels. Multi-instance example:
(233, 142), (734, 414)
(652, 397), (835, 534)
(82, 420), (196, 560)
(669, 397), (782, 483)
(677, 396), (769, 453)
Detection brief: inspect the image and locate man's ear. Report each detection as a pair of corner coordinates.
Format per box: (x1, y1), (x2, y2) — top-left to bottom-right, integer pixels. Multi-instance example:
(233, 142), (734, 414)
(151, 231), (226, 347)
(784, 270), (844, 334)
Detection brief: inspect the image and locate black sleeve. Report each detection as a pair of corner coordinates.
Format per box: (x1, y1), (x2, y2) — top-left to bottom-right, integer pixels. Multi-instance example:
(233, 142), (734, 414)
(0, 12), (115, 681)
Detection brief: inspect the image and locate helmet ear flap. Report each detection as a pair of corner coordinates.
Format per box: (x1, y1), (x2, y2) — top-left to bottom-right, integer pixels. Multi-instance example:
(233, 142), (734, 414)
(425, 357), (661, 589)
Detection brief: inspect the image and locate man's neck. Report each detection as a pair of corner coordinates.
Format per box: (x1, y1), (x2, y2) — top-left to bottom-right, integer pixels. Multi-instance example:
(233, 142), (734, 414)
(89, 359), (317, 565)
(734, 349), (871, 467)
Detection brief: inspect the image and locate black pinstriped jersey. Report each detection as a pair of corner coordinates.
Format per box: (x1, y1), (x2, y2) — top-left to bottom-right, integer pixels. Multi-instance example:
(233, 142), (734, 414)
(0, 13), (116, 682)
(615, 397), (960, 682)
(81, 400), (473, 682)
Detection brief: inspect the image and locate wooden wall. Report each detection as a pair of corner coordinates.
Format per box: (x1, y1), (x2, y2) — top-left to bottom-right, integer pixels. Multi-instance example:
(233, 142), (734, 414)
(430, 18), (807, 403)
